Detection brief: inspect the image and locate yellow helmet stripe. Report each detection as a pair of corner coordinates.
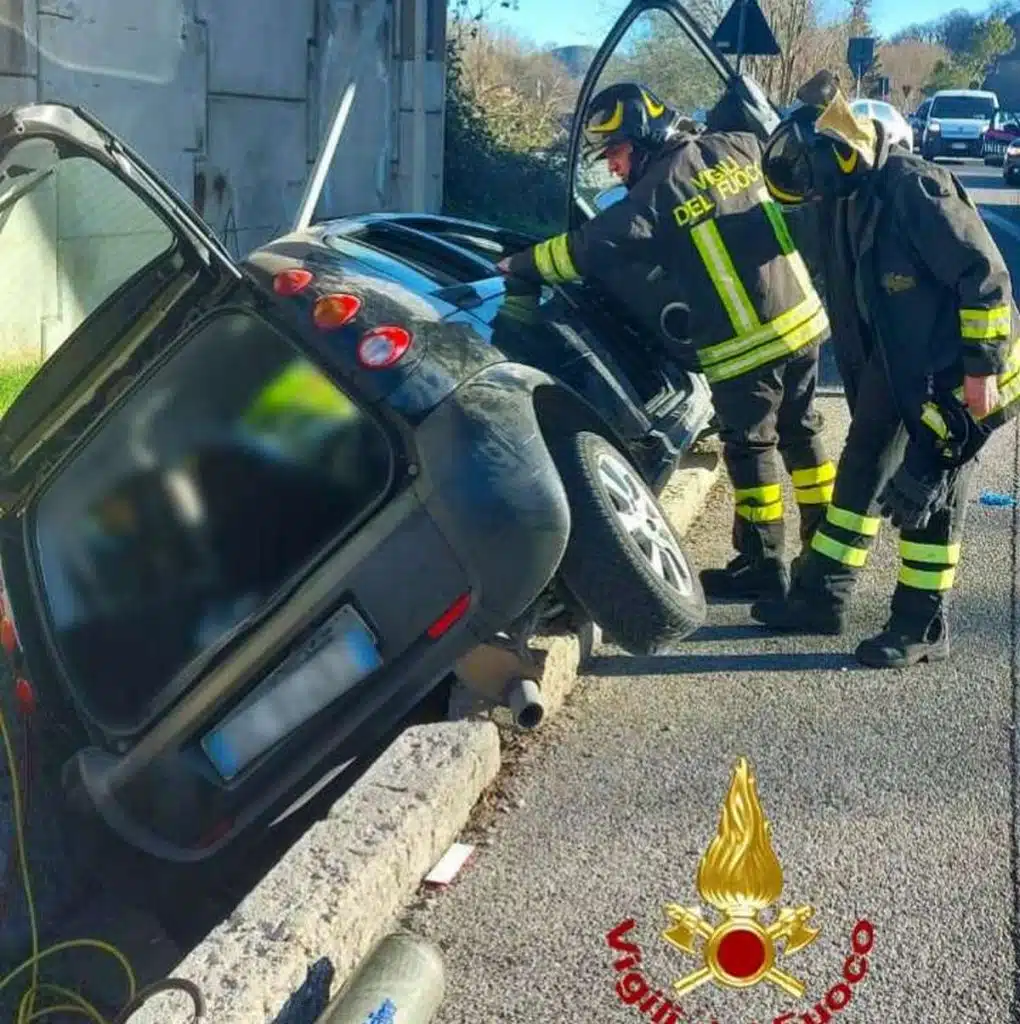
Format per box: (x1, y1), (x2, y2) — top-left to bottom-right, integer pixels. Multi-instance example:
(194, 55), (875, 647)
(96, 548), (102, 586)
(588, 100), (624, 134)
(641, 90), (665, 117)
(834, 147), (858, 173)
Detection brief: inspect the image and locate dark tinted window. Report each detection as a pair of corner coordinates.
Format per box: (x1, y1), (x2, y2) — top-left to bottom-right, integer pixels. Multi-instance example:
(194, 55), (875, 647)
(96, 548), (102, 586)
(346, 225), (492, 286)
(930, 96), (996, 119)
(31, 310), (393, 728)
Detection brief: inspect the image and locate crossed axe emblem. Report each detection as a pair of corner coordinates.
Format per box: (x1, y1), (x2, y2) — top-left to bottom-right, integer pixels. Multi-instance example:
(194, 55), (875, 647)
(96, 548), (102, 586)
(661, 902), (820, 999)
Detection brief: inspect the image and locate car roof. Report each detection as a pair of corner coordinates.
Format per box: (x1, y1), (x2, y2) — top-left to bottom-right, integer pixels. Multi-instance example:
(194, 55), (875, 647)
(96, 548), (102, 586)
(931, 89), (998, 99)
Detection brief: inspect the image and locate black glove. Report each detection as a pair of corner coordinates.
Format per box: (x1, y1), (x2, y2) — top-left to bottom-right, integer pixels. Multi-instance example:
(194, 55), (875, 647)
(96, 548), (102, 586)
(877, 446), (950, 531)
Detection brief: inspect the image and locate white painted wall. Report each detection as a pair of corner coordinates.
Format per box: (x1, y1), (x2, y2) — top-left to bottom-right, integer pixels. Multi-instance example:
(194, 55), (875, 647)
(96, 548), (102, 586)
(0, 0), (446, 260)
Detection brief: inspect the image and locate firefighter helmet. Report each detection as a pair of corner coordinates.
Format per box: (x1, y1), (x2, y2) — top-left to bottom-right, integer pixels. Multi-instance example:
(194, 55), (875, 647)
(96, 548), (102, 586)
(581, 82), (693, 168)
(761, 70), (877, 204)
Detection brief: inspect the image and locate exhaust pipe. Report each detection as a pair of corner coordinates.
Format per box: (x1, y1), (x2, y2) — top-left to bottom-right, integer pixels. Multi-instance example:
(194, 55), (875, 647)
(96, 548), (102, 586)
(504, 678), (545, 730)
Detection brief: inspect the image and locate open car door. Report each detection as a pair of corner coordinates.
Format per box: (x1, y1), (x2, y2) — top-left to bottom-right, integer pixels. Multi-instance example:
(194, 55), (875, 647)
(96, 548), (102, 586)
(560, 0), (784, 369)
(566, 0), (780, 229)
(0, 103), (244, 479)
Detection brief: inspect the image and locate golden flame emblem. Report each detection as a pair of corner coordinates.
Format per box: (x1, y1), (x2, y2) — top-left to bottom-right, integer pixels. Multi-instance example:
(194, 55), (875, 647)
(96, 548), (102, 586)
(661, 758), (820, 999)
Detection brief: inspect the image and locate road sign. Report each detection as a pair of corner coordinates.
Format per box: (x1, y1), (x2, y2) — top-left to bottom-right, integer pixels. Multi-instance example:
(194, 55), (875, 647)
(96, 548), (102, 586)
(712, 0), (781, 64)
(847, 37), (876, 76)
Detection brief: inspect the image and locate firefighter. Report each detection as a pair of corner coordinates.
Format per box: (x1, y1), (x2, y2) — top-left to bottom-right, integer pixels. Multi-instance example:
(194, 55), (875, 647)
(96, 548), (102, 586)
(496, 81), (836, 602)
(754, 70), (1020, 667)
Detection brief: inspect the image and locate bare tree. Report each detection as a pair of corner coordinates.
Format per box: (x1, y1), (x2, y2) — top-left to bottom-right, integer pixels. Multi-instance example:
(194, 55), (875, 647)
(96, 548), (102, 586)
(877, 40), (950, 109)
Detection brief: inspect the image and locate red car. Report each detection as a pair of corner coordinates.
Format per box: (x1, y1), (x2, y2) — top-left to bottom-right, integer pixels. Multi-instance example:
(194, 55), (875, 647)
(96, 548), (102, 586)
(982, 110), (1020, 165)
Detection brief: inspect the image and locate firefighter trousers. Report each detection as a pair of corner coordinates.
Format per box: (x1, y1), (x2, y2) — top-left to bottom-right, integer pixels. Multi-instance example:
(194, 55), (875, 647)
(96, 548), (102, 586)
(795, 353), (974, 624)
(709, 344), (835, 565)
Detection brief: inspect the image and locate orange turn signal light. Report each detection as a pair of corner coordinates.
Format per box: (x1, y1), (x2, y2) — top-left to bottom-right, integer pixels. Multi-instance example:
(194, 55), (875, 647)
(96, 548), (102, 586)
(313, 293), (363, 329)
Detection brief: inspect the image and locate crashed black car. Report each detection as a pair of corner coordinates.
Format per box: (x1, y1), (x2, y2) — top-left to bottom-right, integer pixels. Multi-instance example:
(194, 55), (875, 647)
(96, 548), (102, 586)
(0, 0), (783, 862)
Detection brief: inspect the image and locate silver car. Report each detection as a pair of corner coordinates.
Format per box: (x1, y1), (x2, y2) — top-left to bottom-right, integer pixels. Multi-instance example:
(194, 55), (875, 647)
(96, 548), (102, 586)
(850, 99), (914, 152)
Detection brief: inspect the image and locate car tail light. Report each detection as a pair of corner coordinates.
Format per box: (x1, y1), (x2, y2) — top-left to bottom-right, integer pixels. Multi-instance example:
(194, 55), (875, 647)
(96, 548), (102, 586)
(314, 293), (362, 329)
(0, 563), (20, 657)
(427, 592), (471, 639)
(273, 269), (314, 296)
(357, 326), (412, 369)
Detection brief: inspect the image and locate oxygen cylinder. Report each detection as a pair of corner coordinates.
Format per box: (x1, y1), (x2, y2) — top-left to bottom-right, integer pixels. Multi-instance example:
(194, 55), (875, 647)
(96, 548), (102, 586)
(315, 932), (446, 1024)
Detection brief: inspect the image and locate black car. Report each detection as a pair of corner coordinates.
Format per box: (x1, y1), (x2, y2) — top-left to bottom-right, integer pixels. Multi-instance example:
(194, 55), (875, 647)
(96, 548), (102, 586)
(0, 0), (781, 863)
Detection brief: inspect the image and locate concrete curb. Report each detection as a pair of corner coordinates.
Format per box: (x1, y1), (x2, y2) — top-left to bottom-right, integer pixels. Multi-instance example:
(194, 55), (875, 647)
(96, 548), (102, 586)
(149, 447), (722, 1023)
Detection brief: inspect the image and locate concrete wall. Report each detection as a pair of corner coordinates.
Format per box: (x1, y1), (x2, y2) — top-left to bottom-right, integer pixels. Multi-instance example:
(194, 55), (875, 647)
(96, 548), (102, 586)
(0, 0), (446, 260)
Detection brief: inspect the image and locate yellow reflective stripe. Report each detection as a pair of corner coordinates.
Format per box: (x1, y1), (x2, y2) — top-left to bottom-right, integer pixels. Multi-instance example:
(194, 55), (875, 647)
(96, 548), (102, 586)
(953, 337), (1020, 420)
(811, 530), (869, 567)
(900, 540), (960, 565)
(826, 504), (880, 537)
(703, 306), (830, 383)
(960, 305), (1010, 340)
(795, 483), (834, 504)
(691, 220), (760, 334)
(736, 501), (784, 523)
(532, 241), (560, 283)
(733, 482), (782, 504)
(548, 234), (580, 281)
(699, 295), (821, 367)
(921, 403), (949, 439)
(792, 463), (836, 487)
(898, 565), (956, 590)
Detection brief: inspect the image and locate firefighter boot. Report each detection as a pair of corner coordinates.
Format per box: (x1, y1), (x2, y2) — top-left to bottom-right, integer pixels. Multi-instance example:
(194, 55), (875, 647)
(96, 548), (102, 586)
(855, 607), (950, 669)
(699, 555), (790, 603)
(749, 551), (851, 635)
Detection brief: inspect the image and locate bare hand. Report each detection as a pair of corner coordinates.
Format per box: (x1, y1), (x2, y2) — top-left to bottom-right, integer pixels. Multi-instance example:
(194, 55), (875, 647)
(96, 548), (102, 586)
(496, 257), (511, 274)
(963, 374), (999, 418)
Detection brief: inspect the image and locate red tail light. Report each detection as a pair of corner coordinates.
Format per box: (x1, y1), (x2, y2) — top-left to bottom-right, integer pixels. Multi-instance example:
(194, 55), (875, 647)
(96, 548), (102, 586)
(427, 592), (471, 639)
(314, 293), (362, 329)
(273, 269), (314, 296)
(357, 326), (412, 369)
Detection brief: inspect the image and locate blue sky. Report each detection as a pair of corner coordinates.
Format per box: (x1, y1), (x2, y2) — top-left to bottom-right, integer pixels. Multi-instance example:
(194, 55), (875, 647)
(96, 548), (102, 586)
(492, 0), (997, 49)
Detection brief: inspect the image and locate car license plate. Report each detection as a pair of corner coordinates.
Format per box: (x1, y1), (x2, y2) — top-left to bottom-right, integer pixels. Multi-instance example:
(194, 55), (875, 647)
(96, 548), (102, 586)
(201, 604), (383, 781)
(952, 142), (968, 150)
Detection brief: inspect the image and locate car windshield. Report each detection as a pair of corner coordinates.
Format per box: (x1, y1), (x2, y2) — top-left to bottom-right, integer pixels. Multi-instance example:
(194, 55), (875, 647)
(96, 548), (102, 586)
(992, 111), (1020, 129)
(930, 96), (996, 119)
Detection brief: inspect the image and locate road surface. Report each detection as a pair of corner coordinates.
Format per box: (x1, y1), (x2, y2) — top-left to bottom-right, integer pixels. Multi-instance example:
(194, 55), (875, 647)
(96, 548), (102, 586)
(402, 160), (1020, 1024)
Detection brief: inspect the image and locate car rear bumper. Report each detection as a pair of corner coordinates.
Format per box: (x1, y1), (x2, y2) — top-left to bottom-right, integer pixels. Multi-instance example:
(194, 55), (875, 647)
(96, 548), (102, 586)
(56, 362), (573, 861)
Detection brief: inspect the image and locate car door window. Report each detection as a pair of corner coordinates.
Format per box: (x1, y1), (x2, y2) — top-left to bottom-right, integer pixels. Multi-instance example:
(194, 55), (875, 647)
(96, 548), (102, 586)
(573, 6), (730, 215)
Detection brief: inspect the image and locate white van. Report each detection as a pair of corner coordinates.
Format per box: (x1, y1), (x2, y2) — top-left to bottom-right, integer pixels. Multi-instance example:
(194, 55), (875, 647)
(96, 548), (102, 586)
(921, 89), (999, 160)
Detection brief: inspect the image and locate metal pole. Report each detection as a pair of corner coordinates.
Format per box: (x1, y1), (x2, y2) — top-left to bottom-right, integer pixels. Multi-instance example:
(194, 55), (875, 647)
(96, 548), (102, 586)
(735, 0), (748, 74)
(412, 0), (428, 212)
(291, 0), (390, 233)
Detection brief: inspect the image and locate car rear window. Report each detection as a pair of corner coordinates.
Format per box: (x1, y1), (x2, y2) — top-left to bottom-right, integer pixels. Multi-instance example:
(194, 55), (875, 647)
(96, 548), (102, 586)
(930, 96), (996, 119)
(29, 309), (394, 729)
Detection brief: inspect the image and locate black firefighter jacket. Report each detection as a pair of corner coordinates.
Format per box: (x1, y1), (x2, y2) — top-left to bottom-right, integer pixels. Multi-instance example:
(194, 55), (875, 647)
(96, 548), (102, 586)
(503, 130), (831, 387)
(819, 120), (1020, 438)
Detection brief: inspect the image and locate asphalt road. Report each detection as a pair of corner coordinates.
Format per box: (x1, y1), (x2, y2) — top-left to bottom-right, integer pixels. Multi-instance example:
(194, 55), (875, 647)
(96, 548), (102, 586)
(403, 160), (1020, 1024)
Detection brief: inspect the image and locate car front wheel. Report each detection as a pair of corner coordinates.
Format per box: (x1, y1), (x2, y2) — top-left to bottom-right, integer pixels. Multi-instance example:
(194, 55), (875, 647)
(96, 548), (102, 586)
(550, 430), (706, 655)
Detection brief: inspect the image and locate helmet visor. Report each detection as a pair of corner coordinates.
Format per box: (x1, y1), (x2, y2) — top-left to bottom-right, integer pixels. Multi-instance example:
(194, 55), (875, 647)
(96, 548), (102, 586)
(762, 122), (814, 204)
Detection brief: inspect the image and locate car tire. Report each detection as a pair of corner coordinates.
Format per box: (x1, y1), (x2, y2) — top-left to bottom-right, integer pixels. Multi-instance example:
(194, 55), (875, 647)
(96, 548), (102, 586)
(550, 430), (706, 655)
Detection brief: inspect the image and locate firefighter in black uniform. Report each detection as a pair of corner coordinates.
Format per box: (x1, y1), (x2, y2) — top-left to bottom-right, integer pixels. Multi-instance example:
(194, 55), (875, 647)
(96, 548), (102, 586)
(755, 70), (1020, 667)
(497, 82), (836, 602)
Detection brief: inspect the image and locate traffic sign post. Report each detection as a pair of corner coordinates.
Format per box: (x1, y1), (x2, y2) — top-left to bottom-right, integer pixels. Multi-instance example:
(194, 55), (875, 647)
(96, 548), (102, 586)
(711, 0), (781, 72)
(847, 37), (876, 98)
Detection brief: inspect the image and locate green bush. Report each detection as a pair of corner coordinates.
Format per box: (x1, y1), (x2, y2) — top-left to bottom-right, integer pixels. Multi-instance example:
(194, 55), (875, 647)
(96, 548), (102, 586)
(442, 38), (569, 239)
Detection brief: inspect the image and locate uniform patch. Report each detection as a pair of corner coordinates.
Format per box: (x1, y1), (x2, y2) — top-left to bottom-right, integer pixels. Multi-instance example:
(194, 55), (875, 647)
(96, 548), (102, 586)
(881, 272), (916, 293)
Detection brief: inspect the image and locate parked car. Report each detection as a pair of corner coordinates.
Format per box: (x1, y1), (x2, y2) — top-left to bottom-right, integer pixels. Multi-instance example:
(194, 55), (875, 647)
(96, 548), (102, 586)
(0, 0), (792, 863)
(1003, 137), (1020, 184)
(908, 98), (932, 150)
(849, 99), (913, 151)
(983, 109), (1020, 165)
(920, 88), (999, 160)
